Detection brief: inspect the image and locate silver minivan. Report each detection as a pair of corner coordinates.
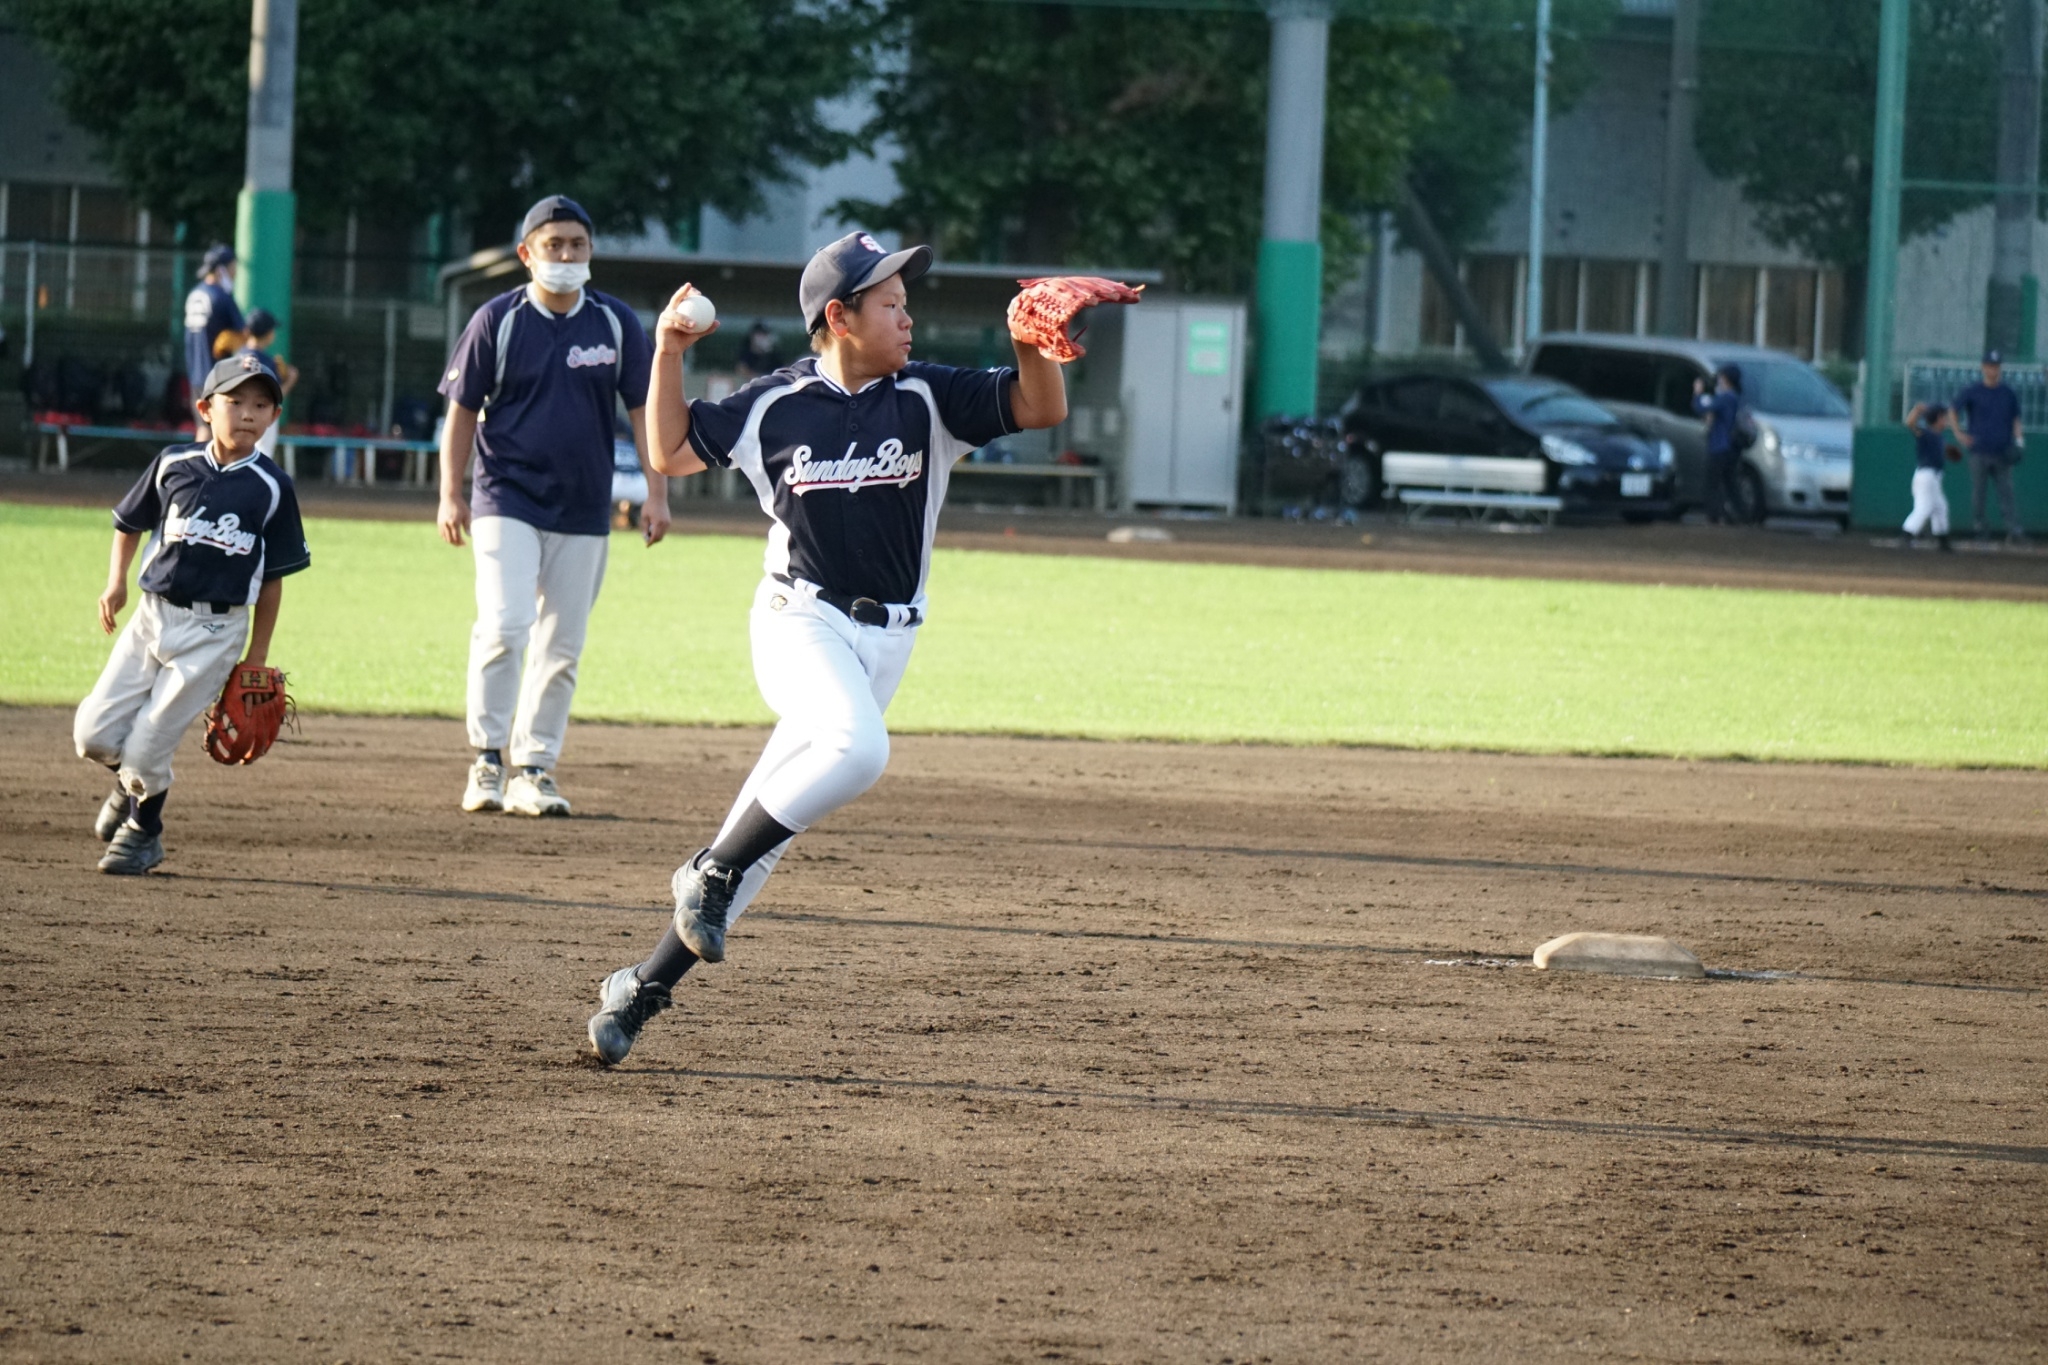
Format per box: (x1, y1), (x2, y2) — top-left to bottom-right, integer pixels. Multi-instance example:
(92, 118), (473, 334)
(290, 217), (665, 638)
(1525, 334), (1854, 522)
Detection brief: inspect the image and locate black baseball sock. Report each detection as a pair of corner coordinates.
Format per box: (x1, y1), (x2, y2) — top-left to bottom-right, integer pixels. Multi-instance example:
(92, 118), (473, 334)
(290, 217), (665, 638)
(708, 801), (797, 872)
(479, 748), (503, 767)
(635, 927), (700, 989)
(128, 791), (167, 836)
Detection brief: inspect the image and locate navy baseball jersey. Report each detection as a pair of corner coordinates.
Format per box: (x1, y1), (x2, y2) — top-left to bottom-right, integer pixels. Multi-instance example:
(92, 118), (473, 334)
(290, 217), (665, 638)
(183, 282), (246, 391)
(113, 445), (310, 606)
(1953, 381), (2022, 456)
(687, 357), (1017, 604)
(439, 286), (653, 536)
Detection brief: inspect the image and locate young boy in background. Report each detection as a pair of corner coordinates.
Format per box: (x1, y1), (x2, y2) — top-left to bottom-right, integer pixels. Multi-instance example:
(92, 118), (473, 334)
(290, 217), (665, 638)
(74, 354), (310, 874)
(1902, 401), (1955, 552)
(239, 309), (300, 458)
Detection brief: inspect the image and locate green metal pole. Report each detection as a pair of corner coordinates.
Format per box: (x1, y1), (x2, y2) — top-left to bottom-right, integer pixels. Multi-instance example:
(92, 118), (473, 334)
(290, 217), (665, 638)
(1255, 1), (1331, 420)
(235, 0), (297, 365)
(1860, 0), (1909, 426)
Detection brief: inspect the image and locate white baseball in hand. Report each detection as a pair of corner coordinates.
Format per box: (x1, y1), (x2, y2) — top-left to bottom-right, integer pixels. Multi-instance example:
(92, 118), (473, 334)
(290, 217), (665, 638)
(675, 295), (716, 332)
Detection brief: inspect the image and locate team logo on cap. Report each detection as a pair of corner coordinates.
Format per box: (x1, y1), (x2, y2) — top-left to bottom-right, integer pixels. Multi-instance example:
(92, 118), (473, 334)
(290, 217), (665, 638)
(858, 234), (884, 253)
(239, 354), (261, 372)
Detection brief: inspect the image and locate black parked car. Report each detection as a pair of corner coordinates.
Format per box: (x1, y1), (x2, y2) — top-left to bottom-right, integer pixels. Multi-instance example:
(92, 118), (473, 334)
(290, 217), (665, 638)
(1337, 373), (1677, 517)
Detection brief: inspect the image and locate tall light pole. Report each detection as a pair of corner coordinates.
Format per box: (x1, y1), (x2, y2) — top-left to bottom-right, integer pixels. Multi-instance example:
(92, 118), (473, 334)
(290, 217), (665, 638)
(1655, 0), (1700, 336)
(1254, 0), (1331, 419)
(1860, 0), (1909, 427)
(1524, 0), (1552, 347)
(236, 0), (298, 364)
(1989, 0), (2043, 358)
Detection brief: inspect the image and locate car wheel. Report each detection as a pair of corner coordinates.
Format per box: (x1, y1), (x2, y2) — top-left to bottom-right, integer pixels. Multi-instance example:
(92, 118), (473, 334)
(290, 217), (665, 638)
(1340, 454), (1379, 509)
(1735, 464), (1768, 524)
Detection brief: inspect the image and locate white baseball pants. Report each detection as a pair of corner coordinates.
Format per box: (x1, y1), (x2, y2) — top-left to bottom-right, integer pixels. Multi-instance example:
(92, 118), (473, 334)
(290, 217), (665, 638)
(1904, 467), (1950, 537)
(74, 593), (248, 799)
(466, 516), (608, 771)
(717, 576), (919, 928)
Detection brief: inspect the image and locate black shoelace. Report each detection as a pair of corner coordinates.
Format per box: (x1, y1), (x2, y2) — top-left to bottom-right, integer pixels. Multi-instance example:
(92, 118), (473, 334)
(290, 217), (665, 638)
(617, 981), (672, 1035)
(697, 860), (742, 928)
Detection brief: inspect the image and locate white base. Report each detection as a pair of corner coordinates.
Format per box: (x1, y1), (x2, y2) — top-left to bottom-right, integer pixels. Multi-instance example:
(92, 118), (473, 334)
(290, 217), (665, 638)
(1532, 931), (1704, 979)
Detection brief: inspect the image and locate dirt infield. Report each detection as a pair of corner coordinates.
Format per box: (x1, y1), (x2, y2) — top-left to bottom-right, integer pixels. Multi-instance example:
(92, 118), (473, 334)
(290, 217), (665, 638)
(2, 707), (2044, 1362)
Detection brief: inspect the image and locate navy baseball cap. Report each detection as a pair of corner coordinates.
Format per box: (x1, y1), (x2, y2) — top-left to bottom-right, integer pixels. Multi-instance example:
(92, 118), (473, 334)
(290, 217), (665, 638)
(800, 232), (932, 333)
(519, 195), (594, 242)
(199, 243), (235, 276)
(246, 307), (277, 337)
(1984, 349), (2004, 365)
(199, 351), (283, 406)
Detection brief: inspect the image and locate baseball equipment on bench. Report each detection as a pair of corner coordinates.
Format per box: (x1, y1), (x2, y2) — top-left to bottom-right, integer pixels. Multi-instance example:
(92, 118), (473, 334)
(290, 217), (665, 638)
(203, 664), (294, 765)
(1007, 276), (1145, 363)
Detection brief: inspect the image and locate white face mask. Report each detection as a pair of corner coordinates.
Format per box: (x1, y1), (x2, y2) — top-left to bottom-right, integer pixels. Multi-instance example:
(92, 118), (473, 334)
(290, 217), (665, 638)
(530, 259), (590, 295)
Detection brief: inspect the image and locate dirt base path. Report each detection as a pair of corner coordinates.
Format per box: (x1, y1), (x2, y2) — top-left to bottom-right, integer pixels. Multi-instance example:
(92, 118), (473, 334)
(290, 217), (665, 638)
(3, 709), (2045, 1362)
(11, 473), (2048, 602)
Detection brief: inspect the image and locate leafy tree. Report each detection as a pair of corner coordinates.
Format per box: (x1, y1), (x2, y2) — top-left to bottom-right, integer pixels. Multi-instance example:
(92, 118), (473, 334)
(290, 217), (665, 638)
(848, 1), (1616, 293)
(844, 2), (1452, 294)
(1694, 0), (2011, 352)
(1403, 0), (1617, 252)
(4, 0), (880, 243)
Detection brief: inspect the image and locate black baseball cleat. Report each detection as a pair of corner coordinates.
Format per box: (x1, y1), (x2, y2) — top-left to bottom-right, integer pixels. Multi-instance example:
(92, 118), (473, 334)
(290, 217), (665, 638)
(97, 821), (164, 875)
(94, 789), (129, 842)
(587, 967), (673, 1066)
(673, 849), (742, 963)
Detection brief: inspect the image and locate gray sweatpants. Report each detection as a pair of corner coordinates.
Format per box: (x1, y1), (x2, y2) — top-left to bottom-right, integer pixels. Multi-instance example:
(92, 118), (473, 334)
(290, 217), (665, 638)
(1968, 453), (2022, 534)
(466, 516), (608, 771)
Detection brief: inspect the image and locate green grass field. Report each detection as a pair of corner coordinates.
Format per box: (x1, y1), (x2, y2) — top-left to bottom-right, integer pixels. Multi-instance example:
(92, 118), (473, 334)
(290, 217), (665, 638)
(4, 500), (2043, 766)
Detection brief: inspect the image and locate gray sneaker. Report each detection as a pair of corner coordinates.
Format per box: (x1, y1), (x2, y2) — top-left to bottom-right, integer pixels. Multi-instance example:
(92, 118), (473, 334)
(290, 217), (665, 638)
(673, 850), (742, 963)
(98, 821), (164, 875)
(587, 966), (673, 1066)
(504, 768), (571, 817)
(462, 756), (505, 813)
(94, 789), (129, 842)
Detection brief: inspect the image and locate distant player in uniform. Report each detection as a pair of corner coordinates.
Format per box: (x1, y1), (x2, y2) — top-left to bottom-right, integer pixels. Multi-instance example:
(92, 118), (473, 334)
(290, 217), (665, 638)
(1952, 349), (2028, 544)
(435, 194), (668, 818)
(239, 309), (299, 458)
(75, 353), (310, 874)
(1901, 401), (1955, 551)
(585, 232), (1070, 1064)
(183, 244), (247, 438)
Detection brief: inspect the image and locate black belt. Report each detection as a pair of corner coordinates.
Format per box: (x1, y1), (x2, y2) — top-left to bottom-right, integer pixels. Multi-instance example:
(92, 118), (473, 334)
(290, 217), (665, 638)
(773, 574), (920, 628)
(161, 595), (235, 614)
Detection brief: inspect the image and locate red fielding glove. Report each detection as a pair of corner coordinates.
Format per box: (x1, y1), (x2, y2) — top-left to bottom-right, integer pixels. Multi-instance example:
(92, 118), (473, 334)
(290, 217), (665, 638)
(1007, 276), (1145, 363)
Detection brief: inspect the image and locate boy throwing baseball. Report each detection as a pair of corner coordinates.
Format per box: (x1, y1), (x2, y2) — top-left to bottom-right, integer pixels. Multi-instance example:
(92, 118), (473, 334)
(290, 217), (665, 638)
(585, 234), (1122, 1064)
(74, 353), (310, 874)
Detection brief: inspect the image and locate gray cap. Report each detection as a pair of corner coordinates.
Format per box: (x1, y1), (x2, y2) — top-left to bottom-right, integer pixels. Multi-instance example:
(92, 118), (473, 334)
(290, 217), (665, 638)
(199, 351), (283, 406)
(799, 232), (932, 333)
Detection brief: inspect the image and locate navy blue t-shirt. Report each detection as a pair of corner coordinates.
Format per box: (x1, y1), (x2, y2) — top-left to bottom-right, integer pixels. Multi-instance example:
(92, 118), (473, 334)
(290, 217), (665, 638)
(688, 357), (1017, 604)
(114, 445), (311, 606)
(1952, 380), (2021, 456)
(1912, 425), (1948, 472)
(438, 286), (653, 536)
(1695, 388), (1742, 455)
(183, 281), (246, 391)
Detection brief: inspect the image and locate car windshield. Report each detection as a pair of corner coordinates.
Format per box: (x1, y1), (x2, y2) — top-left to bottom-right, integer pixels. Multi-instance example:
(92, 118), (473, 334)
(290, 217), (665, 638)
(1482, 379), (1619, 427)
(1728, 360), (1850, 418)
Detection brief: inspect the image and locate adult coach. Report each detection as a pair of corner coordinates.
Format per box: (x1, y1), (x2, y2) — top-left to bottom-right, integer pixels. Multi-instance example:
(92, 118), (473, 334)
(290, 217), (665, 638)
(436, 194), (668, 817)
(584, 232), (1074, 1064)
(183, 244), (246, 437)
(1952, 350), (2027, 544)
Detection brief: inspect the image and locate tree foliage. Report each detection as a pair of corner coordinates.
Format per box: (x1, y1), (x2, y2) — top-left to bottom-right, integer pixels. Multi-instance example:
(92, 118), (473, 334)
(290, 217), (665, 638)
(848, 1), (1616, 293)
(1402, 0), (1615, 252)
(844, 2), (1452, 294)
(4, 0), (880, 243)
(1694, 0), (2013, 272)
